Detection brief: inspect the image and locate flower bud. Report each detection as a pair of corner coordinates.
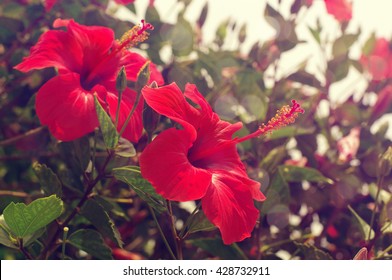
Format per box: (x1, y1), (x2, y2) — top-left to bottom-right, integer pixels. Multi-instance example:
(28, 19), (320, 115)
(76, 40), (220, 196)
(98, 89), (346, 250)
(116, 66), (127, 94)
(143, 81), (160, 140)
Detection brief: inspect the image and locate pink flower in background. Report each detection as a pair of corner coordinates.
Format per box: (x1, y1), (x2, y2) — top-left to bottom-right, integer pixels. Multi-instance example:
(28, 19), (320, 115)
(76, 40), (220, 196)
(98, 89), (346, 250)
(323, 0), (352, 22)
(337, 127), (360, 163)
(15, 19), (163, 142)
(44, 0), (56, 11)
(371, 85), (392, 121)
(114, 0), (136, 4)
(360, 37), (392, 82)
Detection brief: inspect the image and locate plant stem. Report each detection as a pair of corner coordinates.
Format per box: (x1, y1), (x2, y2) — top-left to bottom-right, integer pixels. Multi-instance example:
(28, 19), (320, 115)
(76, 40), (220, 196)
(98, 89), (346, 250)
(118, 90), (142, 138)
(375, 244), (392, 260)
(178, 202), (201, 239)
(19, 238), (33, 260)
(148, 205), (176, 260)
(167, 200), (183, 260)
(39, 150), (114, 259)
(368, 175), (384, 241)
(115, 88), (124, 129)
(0, 126), (46, 147)
(61, 227), (69, 260)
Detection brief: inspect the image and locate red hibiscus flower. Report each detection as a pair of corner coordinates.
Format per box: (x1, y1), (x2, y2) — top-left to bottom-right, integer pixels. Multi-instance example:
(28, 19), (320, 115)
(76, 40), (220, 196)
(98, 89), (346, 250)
(139, 83), (304, 244)
(371, 85), (392, 121)
(15, 19), (163, 142)
(323, 0), (352, 22)
(360, 37), (392, 82)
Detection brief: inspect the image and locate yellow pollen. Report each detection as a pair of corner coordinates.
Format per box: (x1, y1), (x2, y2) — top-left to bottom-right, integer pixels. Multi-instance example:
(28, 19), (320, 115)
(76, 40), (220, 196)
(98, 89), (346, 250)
(118, 20), (154, 49)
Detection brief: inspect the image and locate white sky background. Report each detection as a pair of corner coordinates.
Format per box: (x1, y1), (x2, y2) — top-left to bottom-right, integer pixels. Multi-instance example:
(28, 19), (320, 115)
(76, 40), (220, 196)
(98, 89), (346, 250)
(115, 0), (392, 137)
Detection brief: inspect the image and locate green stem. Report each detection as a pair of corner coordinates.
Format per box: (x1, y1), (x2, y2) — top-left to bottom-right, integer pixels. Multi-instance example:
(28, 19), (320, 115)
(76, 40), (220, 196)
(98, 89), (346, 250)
(61, 227), (69, 260)
(148, 205), (176, 260)
(39, 150), (114, 259)
(260, 233), (313, 253)
(115, 89), (124, 128)
(19, 238), (33, 260)
(368, 175), (384, 241)
(118, 91), (142, 138)
(92, 129), (98, 178)
(178, 202), (202, 239)
(167, 201), (183, 260)
(375, 244), (392, 260)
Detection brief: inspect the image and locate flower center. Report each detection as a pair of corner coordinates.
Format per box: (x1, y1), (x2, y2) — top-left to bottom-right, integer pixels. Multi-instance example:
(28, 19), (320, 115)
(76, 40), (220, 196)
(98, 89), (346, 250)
(81, 20), (154, 91)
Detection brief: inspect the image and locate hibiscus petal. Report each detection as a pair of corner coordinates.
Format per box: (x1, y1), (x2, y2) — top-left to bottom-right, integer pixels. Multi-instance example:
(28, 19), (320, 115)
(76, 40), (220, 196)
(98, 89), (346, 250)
(15, 19), (115, 80)
(139, 128), (212, 201)
(14, 28), (83, 73)
(36, 73), (99, 141)
(142, 83), (200, 130)
(202, 173), (260, 245)
(121, 52), (164, 85)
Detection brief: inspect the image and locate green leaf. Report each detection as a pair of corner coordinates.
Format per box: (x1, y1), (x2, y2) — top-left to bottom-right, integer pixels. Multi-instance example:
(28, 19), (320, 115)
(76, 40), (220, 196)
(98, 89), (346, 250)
(186, 211), (216, 235)
(332, 34), (359, 57)
(286, 70), (322, 89)
(115, 138), (136, 158)
(334, 101), (362, 126)
(94, 95), (119, 149)
(187, 238), (247, 260)
(279, 165), (334, 185)
(171, 16), (194, 56)
(58, 136), (91, 174)
(327, 54), (350, 83)
(3, 195), (63, 238)
(93, 196), (129, 221)
(259, 146), (287, 173)
(260, 169), (290, 215)
(32, 162), (62, 197)
(72, 136), (91, 172)
(80, 199), (123, 248)
(125, 3), (136, 14)
(348, 205), (375, 241)
(264, 3), (284, 24)
(294, 242), (333, 260)
(350, 59), (363, 73)
(0, 16), (24, 44)
(166, 63), (194, 91)
(113, 166), (166, 213)
(267, 126), (316, 140)
(68, 229), (113, 260)
(362, 32), (376, 56)
(0, 215), (18, 248)
(368, 183), (391, 204)
(145, 5), (160, 24)
(308, 26), (321, 44)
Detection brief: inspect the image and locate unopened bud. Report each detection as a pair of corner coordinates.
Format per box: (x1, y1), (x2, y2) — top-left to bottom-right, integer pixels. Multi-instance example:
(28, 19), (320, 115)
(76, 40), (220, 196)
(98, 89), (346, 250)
(378, 146), (392, 177)
(116, 66), (127, 94)
(143, 82), (160, 139)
